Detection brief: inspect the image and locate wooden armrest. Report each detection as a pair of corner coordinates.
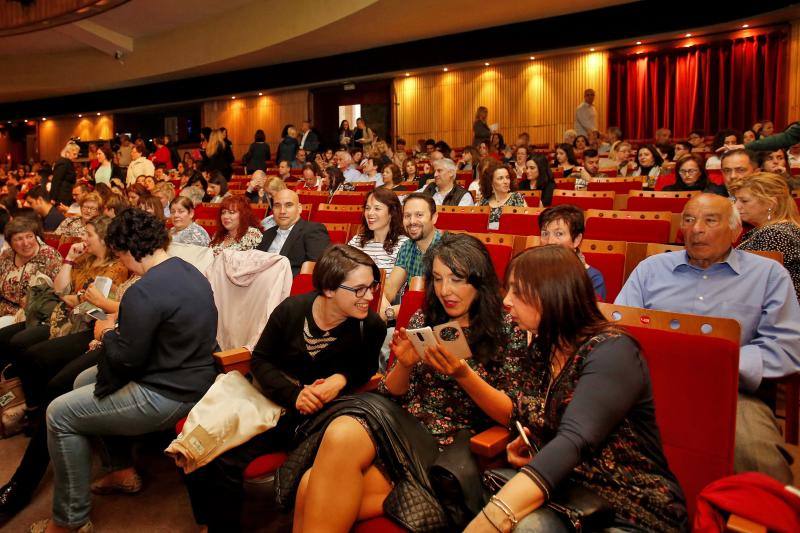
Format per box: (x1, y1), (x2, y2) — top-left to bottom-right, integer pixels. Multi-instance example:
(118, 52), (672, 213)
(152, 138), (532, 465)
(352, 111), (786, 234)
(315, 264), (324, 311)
(213, 347), (252, 374)
(726, 514), (767, 533)
(355, 373), (383, 393)
(470, 426), (511, 458)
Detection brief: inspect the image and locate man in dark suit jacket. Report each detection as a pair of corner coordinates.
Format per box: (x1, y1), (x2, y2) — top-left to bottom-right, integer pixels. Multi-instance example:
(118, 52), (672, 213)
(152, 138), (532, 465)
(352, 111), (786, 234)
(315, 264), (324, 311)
(299, 120), (320, 155)
(257, 189), (330, 275)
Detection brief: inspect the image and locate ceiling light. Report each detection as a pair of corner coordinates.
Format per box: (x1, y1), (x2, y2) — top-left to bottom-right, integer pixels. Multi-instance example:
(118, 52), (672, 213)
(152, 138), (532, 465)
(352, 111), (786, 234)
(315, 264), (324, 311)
(742, 24), (749, 28)
(589, 48), (595, 52)
(529, 56), (535, 60)
(636, 41), (642, 45)
(231, 96), (236, 99)
(96, 112), (101, 116)
(405, 72), (410, 77)
(41, 117), (46, 121)
(77, 114), (82, 118)
(685, 33), (692, 37)
(443, 67), (448, 72)
(258, 92), (263, 96)
(484, 62), (490, 66)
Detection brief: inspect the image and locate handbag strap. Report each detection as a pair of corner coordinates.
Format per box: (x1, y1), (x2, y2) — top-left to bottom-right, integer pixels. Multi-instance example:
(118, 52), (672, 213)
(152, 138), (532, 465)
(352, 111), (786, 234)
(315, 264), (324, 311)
(0, 364), (12, 383)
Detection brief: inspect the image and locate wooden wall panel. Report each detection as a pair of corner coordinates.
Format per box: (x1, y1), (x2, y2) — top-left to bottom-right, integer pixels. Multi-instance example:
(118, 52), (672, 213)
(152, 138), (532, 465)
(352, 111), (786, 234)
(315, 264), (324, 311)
(787, 20), (800, 123)
(202, 89), (309, 159)
(394, 51), (608, 148)
(38, 115), (114, 163)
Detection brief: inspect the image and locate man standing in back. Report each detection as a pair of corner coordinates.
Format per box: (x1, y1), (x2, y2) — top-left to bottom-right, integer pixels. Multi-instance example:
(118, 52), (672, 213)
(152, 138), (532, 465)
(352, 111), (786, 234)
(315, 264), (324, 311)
(574, 88), (597, 137)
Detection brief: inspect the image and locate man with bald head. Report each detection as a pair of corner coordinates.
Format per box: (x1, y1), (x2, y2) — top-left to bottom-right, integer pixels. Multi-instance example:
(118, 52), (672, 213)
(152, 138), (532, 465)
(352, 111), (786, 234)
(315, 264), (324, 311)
(617, 193), (800, 483)
(256, 189), (330, 275)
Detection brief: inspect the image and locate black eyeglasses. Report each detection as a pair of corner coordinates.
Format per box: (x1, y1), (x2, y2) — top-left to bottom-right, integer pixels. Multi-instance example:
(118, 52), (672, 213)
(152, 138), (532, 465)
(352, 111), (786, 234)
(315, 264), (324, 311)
(338, 281), (379, 298)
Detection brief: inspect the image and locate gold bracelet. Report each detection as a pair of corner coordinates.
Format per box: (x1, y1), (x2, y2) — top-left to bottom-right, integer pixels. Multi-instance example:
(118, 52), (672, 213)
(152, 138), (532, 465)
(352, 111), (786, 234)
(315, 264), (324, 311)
(489, 495), (518, 527)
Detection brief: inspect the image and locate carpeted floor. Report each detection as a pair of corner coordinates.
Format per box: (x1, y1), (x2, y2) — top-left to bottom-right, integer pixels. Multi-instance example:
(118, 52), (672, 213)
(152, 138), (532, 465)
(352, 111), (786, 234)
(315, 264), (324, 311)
(0, 433), (292, 532)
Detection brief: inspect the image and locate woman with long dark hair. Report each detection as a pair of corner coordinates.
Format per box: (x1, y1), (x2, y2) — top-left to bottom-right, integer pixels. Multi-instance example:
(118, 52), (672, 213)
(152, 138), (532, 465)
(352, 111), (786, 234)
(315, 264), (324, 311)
(519, 154), (555, 205)
(291, 233), (530, 532)
(465, 245), (688, 533)
(555, 143), (578, 176)
(664, 153), (727, 195)
(209, 195), (263, 255)
(347, 188), (408, 274)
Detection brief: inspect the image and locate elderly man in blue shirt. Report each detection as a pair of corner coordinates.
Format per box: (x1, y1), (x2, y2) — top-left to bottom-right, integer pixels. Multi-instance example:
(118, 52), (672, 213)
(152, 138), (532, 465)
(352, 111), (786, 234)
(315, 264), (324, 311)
(617, 193), (800, 484)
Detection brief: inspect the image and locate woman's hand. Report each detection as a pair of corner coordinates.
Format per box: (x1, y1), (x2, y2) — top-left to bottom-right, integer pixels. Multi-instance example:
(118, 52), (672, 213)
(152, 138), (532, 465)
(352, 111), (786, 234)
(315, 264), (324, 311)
(93, 315), (116, 340)
(507, 426), (534, 468)
(423, 342), (469, 379)
(307, 374), (346, 404)
(82, 284), (107, 307)
(389, 328), (419, 369)
(296, 386), (324, 415)
(66, 242), (87, 262)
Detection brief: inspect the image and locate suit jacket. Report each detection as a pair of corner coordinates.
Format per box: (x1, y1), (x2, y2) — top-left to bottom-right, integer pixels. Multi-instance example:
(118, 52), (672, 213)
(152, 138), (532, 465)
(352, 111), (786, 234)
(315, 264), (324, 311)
(49, 157), (77, 206)
(256, 218), (330, 276)
(300, 130), (320, 153)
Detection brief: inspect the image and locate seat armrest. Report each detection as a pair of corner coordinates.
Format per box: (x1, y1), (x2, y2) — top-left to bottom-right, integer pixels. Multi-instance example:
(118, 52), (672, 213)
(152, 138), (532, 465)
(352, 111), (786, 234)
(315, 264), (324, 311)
(726, 514), (767, 533)
(355, 373), (383, 393)
(470, 426), (511, 458)
(213, 348), (252, 374)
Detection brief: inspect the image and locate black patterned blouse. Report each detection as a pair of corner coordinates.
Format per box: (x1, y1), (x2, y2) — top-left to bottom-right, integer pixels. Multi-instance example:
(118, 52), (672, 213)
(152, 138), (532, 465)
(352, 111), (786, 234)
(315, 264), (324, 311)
(378, 310), (531, 448)
(517, 332), (688, 532)
(737, 222), (800, 303)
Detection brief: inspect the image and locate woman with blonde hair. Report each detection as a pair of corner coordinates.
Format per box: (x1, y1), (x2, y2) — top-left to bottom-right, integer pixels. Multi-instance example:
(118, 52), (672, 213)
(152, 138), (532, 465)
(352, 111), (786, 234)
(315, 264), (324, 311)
(731, 172), (800, 300)
(203, 129), (233, 180)
(54, 191), (103, 238)
(50, 141), (80, 206)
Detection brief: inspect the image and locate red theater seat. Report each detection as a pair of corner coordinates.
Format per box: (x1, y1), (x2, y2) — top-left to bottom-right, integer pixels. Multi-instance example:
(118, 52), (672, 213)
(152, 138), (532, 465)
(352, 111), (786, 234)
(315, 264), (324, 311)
(585, 209), (672, 244)
(551, 190), (615, 210)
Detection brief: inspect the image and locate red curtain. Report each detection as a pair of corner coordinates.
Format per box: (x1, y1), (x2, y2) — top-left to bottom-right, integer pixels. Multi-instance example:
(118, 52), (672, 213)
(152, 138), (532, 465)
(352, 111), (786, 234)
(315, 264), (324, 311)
(608, 29), (788, 140)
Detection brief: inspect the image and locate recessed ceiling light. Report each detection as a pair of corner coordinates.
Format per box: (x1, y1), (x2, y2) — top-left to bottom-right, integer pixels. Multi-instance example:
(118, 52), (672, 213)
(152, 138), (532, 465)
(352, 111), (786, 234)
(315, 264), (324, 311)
(529, 56), (535, 60)
(589, 48), (595, 52)
(484, 62), (490, 66)
(96, 112), (101, 116)
(258, 92), (263, 96)
(685, 33), (692, 37)
(41, 117), (46, 121)
(443, 67), (448, 72)
(742, 24), (749, 28)
(231, 96), (236, 99)
(636, 41), (642, 45)
(77, 114), (82, 118)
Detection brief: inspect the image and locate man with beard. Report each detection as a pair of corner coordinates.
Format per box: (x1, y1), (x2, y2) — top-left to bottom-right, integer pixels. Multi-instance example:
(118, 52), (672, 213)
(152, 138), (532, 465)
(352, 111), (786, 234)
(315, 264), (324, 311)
(381, 193), (441, 308)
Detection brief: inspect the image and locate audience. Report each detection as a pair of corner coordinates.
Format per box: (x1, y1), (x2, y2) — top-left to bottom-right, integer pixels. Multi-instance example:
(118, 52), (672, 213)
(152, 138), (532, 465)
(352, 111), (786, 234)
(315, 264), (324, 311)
(33, 209), (217, 533)
(631, 144), (664, 189)
(554, 143), (578, 176)
(205, 171), (230, 204)
(358, 157), (384, 186)
(731, 172), (800, 300)
(421, 158), (473, 206)
(25, 186), (65, 232)
(54, 192), (102, 238)
(353, 118), (374, 151)
(721, 148), (760, 193)
(169, 197), (211, 247)
(0, 217), (61, 324)
(664, 153), (728, 196)
(479, 161), (525, 229)
(256, 189), (330, 275)
(348, 188), (408, 276)
(465, 245), (687, 532)
(125, 144), (155, 186)
(616, 194), (800, 484)
(203, 129), (234, 180)
(209, 195), (263, 256)
(295, 233), (530, 531)
(518, 154), (555, 205)
(574, 88), (597, 136)
(185, 244), (386, 532)
(242, 129), (271, 174)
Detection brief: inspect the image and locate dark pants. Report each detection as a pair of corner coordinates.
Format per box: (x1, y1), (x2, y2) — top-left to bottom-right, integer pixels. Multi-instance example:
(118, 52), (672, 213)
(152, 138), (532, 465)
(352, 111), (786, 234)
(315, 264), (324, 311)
(0, 322), (49, 370)
(184, 418), (296, 533)
(17, 330), (94, 409)
(10, 348), (100, 496)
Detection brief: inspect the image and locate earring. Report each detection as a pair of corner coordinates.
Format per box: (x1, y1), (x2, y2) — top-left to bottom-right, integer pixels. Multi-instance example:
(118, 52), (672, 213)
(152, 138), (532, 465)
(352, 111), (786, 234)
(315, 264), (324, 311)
(768, 208), (772, 221)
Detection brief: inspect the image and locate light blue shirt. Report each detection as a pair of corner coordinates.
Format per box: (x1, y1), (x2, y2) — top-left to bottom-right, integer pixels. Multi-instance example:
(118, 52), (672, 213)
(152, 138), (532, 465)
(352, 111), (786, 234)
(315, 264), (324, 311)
(616, 249), (800, 392)
(267, 224), (295, 254)
(343, 166), (363, 183)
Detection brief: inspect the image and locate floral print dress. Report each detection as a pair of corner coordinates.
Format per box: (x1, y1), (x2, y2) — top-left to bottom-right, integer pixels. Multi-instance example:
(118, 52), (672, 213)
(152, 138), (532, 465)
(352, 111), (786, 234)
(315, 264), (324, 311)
(170, 222), (211, 247)
(379, 310), (531, 447)
(480, 192), (526, 228)
(209, 226), (263, 256)
(54, 217), (88, 238)
(0, 245), (62, 316)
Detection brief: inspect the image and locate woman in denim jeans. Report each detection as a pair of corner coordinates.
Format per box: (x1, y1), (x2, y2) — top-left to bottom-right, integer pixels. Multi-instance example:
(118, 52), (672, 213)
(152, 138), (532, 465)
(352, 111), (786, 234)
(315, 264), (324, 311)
(31, 209), (219, 533)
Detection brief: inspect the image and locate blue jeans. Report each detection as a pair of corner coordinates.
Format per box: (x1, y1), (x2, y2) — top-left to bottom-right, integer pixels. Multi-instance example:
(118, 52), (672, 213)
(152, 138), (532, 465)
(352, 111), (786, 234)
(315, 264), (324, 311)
(46, 369), (194, 527)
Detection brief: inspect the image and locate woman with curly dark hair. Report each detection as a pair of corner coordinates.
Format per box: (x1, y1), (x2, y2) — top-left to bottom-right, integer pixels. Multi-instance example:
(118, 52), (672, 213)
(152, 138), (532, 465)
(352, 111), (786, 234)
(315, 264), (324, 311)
(209, 195), (263, 256)
(347, 188), (408, 275)
(293, 233), (531, 531)
(31, 209), (218, 533)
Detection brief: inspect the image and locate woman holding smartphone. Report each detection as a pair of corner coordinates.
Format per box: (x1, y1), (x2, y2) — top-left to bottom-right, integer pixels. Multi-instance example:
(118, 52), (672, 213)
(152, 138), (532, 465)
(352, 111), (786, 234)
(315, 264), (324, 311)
(465, 245), (687, 532)
(290, 233), (531, 532)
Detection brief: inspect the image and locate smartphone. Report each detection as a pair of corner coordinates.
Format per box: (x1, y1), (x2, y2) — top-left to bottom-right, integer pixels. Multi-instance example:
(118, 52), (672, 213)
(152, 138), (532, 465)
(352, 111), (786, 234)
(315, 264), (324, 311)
(406, 321), (473, 360)
(515, 421), (533, 450)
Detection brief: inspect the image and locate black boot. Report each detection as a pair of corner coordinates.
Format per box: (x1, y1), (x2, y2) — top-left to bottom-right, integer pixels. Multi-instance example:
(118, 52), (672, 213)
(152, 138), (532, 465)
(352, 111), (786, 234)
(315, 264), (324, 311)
(0, 480), (32, 524)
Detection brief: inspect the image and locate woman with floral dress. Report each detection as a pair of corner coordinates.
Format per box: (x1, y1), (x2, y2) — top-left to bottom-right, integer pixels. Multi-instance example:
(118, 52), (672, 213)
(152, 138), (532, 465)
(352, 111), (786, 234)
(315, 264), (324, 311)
(208, 195), (262, 256)
(291, 233), (532, 532)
